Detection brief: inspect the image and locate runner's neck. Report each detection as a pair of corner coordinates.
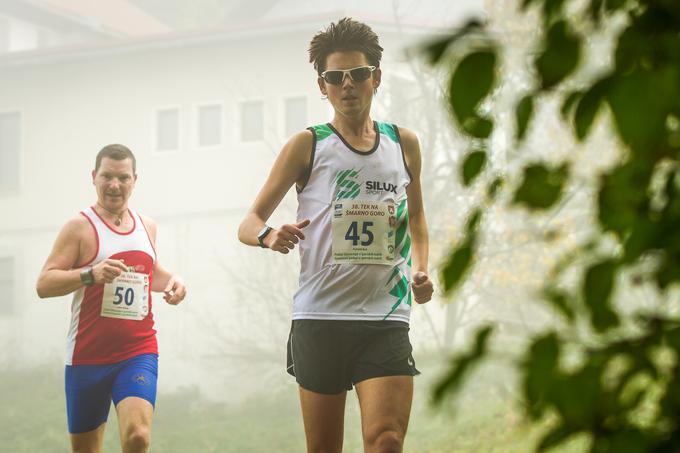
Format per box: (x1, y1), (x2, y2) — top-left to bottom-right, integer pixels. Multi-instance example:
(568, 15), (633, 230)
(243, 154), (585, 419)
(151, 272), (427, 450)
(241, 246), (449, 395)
(94, 202), (129, 227)
(331, 115), (374, 138)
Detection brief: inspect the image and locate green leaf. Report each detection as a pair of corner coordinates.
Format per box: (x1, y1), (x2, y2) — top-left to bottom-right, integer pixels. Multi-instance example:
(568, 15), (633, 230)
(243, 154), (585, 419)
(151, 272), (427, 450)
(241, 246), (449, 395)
(513, 163), (569, 210)
(537, 424), (575, 452)
(606, 68), (678, 152)
(574, 80), (607, 140)
(588, 0), (604, 22)
(535, 20), (581, 90)
(461, 150), (487, 186)
(516, 94), (534, 142)
(441, 209), (481, 293)
(432, 325), (494, 405)
(605, 0), (628, 11)
(461, 115), (494, 138)
(486, 177), (504, 201)
(541, 0), (567, 22)
(441, 243), (472, 293)
(523, 332), (560, 419)
(623, 218), (658, 264)
(604, 429), (653, 452)
(543, 287), (576, 321)
(466, 208), (483, 231)
(560, 90), (582, 120)
(597, 161), (652, 236)
(583, 259), (620, 332)
(449, 50), (497, 125)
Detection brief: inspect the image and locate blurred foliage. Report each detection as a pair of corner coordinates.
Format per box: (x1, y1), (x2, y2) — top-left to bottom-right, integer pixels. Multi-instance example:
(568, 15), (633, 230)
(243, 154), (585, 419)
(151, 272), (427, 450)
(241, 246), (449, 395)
(429, 0), (680, 451)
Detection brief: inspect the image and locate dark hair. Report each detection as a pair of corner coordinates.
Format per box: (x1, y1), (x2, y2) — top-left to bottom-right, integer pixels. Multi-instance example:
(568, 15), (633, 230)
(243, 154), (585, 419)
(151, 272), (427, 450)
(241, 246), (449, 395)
(309, 17), (383, 75)
(95, 144), (136, 173)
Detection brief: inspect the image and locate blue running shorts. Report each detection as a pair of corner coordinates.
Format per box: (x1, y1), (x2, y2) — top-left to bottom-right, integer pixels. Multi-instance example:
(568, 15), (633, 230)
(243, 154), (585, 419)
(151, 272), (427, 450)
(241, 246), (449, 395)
(64, 353), (158, 434)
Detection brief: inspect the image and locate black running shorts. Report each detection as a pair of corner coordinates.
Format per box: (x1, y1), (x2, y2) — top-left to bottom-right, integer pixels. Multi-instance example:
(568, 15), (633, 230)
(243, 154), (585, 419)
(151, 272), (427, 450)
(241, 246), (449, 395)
(286, 319), (419, 395)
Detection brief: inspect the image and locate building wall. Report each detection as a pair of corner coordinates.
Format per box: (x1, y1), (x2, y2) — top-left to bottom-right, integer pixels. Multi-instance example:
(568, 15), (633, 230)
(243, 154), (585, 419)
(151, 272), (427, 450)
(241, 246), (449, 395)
(0, 27), (449, 395)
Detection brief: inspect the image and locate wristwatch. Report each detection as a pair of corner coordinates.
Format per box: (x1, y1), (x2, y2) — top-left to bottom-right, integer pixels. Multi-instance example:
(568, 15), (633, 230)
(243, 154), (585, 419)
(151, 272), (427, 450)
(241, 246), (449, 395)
(80, 266), (94, 286)
(257, 225), (273, 248)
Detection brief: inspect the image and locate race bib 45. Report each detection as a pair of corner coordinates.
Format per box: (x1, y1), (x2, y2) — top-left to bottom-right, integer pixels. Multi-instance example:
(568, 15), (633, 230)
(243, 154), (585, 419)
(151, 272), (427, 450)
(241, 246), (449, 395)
(331, 200), (396, 265)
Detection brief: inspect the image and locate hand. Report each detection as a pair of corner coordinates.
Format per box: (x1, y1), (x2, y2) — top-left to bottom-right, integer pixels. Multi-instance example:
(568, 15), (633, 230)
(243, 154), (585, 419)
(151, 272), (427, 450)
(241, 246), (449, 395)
(162, 275), (187, 305)
(92, 259), (128, 284)
(264, 219), (311, 254)
(412, 271), (433, 304)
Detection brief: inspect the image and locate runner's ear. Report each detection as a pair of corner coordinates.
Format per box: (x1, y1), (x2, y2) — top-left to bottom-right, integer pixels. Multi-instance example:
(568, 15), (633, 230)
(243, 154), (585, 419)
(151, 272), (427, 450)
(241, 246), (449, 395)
(317, 77), (327, 96)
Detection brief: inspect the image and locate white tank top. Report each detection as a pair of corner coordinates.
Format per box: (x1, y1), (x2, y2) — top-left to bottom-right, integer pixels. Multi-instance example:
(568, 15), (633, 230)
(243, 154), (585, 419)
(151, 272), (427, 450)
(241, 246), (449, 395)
(293, 121), (413, 323)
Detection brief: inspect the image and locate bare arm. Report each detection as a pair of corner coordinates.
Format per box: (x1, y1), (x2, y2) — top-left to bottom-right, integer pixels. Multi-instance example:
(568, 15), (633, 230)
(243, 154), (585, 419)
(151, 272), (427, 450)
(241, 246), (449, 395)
(400, 127), (434, 304)
(238, 130), (313, 253)
(141, 214), (187, 305)
(36, 217), (88, 298)
(36, 216), (129, 298)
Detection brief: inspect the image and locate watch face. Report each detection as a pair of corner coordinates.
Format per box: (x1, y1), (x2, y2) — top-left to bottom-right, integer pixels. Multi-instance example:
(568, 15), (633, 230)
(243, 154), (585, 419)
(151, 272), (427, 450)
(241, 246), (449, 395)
(258, 226), (272, 247)
(81, 268), (94, 285)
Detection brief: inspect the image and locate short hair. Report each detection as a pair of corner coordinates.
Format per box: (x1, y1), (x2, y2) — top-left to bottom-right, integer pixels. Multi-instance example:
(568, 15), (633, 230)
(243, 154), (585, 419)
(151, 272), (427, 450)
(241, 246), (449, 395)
(95, 144), (136, 174)
(309, 17), (383, 75)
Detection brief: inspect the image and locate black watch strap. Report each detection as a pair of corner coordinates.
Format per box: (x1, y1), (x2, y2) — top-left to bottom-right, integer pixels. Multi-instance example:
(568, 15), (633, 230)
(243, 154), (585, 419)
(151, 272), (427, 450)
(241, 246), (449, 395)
(257, 226), (273, 248)
(80, 266), (94, 286)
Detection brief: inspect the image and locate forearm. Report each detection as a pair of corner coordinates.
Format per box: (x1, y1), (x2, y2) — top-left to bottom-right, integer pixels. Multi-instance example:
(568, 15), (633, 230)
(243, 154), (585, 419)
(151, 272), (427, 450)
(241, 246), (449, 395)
(409, 214), (429, 274)
(151, 267), (170, 292)
(238, 212), (268, 247)
(151, 262), (181, 292)
(36, 268), (85, 298)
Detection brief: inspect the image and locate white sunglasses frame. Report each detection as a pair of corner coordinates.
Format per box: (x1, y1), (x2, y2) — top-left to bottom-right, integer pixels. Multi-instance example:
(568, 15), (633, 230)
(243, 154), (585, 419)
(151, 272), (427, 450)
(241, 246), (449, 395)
(320, 65), (377, 84)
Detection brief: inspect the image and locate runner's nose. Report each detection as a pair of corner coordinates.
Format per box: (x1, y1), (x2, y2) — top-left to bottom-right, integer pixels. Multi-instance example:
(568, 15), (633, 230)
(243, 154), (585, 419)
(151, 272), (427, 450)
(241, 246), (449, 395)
(341, 73), (354, 87)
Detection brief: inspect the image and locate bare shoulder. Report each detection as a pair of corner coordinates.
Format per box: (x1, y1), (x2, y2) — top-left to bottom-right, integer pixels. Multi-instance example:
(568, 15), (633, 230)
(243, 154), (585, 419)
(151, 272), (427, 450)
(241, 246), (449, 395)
(138, 213), (157, 241)
(396, 126), (420, 151)
(284, 129), (314, 159)
(61, 214), (92, 239)
(138, 213), (157, 229)
(277, 129), (314, 184)
(397, 127), (422, 176)
(45, 214), (95, 269)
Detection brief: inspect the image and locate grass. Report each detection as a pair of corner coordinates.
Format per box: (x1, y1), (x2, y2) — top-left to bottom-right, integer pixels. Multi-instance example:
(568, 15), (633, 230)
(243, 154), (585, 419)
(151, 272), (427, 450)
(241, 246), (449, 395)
(0, 356), (590, 452)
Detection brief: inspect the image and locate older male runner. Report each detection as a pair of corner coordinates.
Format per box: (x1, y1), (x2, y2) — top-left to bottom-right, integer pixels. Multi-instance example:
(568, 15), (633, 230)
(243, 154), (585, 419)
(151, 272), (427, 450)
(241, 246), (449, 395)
(37, 144), (186, 453)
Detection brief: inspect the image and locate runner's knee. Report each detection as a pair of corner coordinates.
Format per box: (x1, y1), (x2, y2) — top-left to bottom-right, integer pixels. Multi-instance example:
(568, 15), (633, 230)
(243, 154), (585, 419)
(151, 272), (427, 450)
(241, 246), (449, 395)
(365, 428), (403, 453)
(122, 425), (150, 452)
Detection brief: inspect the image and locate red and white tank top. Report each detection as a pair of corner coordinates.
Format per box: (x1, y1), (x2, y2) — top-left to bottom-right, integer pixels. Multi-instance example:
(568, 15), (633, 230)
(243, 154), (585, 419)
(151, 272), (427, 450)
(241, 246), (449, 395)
(65, 206), (158, 365)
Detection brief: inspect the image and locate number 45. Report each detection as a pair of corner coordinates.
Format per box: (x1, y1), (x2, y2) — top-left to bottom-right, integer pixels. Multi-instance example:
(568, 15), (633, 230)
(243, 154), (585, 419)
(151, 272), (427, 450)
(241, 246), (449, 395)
(345, 221), (374, 246)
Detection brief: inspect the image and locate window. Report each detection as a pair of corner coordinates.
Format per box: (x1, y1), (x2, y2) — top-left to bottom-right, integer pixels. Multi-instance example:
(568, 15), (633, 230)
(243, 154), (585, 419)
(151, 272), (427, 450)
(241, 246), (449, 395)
(240, 101), (264, 142)
(197, 104), (223, 148)
(284, 96), (308, 137)
(155, 108), (179, 151)
(0, 17), (9, 53)
(0, 111), (21, 192)
(0, 257), (14, 315)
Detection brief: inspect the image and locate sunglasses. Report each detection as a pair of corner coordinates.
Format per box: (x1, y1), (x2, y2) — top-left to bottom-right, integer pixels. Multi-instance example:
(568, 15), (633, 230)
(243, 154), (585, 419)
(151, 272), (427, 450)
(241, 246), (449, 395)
(320, 66), (376, 85)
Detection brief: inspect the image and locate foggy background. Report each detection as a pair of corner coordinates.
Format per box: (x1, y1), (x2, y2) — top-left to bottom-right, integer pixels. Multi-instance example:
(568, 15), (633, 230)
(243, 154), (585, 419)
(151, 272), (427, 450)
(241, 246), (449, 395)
(0, 0), (610, 451)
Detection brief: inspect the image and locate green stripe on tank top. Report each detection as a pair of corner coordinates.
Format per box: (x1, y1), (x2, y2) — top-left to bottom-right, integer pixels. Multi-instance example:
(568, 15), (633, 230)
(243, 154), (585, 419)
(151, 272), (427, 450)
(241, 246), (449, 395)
(312, 124), (334, 141)
(376, 121), (399, 143)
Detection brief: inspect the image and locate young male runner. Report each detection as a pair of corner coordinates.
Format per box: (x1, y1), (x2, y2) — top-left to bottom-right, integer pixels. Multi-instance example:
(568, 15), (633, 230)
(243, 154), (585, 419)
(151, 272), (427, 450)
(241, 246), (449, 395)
(238, 18), (433, 452)
(36, 144), (187, 453)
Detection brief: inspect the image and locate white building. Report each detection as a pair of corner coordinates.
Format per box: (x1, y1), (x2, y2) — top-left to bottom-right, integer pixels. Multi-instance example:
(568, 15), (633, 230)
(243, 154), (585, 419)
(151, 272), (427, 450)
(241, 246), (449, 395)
(0, 0), (481, 396)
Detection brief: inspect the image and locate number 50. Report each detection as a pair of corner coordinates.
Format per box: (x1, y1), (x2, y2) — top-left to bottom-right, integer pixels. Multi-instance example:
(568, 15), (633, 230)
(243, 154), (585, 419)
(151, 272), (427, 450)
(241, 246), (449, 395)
(113, 287), (135, 306)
